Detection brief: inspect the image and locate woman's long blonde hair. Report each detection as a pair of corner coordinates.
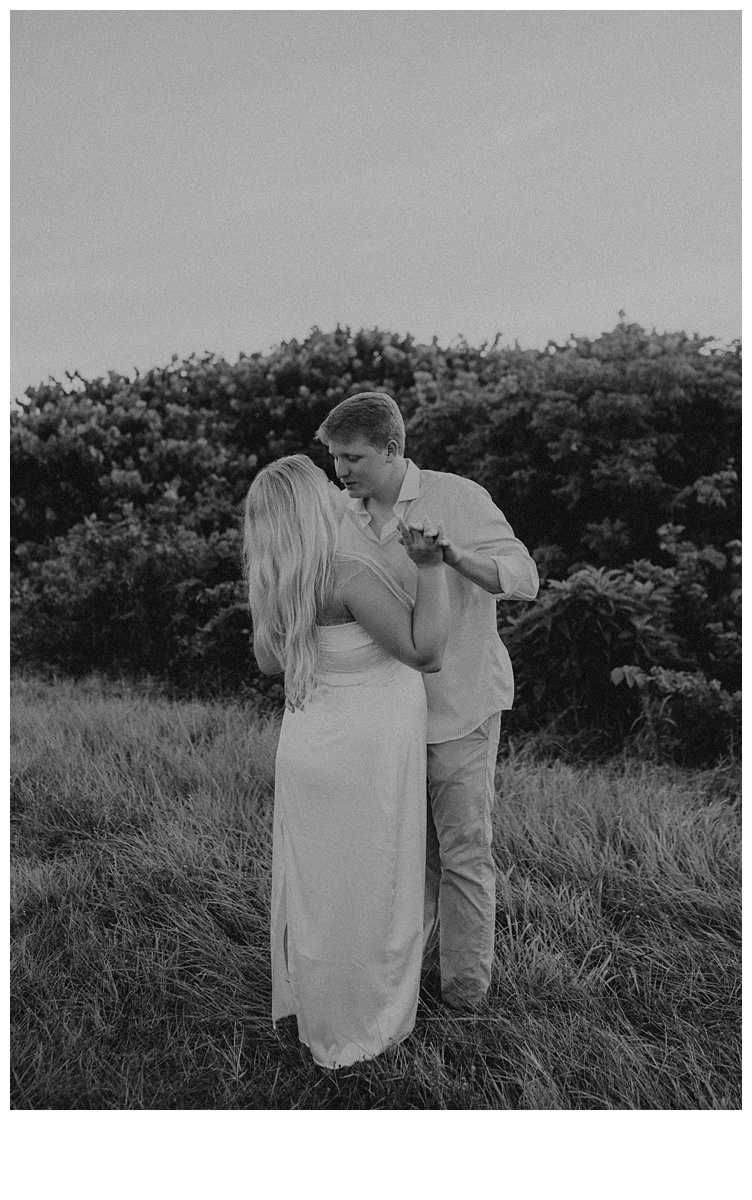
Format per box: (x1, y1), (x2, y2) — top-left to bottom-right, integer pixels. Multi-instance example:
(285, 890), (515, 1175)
(243, 455), (339, 710)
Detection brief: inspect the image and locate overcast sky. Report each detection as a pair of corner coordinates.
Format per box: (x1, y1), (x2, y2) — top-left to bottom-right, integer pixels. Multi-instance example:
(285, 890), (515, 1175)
(10, 7), (741, 402)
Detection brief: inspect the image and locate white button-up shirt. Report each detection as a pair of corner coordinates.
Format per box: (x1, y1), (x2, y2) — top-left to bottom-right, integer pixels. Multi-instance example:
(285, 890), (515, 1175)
(335, 459), (539, 742)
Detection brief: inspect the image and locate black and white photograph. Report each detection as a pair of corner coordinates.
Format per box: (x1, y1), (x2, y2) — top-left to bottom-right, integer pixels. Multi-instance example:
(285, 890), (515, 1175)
(9, 0), (742, 1187)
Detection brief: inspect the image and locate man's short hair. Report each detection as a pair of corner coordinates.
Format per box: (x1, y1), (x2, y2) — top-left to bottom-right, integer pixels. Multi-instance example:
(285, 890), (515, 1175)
(316, 392), (406, 455)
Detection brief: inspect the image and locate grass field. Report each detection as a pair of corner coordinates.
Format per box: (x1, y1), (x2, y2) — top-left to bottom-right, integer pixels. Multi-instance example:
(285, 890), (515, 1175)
(10, 674), (741, 1110)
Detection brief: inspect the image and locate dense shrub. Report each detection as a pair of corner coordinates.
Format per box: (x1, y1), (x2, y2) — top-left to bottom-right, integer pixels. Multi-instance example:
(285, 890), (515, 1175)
(611, 665), (741, 766)
(498, 529), (740, 760)
(651, 524), (741, 693)
(12, 323), (740, 572)
(10, 322), (741, 761)
(11, 504), (260, 696)
(499, 565), (682, 750)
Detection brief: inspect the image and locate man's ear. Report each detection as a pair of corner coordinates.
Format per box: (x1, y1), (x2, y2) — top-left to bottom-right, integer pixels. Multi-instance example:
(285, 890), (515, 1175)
(385, 439), (399, 461)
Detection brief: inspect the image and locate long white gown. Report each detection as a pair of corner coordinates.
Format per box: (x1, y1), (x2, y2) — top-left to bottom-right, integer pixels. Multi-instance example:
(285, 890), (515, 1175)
(270, 558), (427, 1069)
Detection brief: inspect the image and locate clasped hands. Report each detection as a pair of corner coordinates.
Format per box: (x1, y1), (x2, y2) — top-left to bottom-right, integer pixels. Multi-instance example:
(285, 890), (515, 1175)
(397, 518), (459, 567)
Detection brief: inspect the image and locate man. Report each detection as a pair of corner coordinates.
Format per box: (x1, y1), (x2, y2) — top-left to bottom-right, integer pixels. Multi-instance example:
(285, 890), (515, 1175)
(317, 391), (539, 1012)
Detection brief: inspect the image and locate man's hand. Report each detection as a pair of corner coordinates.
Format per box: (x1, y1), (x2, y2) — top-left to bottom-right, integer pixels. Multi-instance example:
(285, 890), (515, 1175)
(431, 523), (461, 568)
(397, 518), (445, 568)
(400, 520), (461, 567)
(402, 520), (502, 594)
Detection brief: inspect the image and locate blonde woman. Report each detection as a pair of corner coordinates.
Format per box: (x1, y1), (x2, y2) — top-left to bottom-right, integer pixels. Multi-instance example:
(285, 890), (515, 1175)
(243, 454), (450, 1069)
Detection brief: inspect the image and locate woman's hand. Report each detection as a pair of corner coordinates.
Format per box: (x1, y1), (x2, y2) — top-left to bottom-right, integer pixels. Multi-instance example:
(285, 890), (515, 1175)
(397, 518), (445, 568)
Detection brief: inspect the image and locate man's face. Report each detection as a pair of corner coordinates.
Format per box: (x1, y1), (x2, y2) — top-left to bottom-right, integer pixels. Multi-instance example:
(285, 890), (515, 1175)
(326, 436), (394, 501)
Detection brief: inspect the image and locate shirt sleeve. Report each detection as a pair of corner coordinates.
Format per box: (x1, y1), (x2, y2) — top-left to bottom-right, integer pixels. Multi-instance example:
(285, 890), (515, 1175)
(449, 482), (539, 601)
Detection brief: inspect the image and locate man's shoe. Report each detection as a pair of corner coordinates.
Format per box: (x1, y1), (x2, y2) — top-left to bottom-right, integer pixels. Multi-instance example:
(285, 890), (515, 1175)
(441, 987), (487, 1014)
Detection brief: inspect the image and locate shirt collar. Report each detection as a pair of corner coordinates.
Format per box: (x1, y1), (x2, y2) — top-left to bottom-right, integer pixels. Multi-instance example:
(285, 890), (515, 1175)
(346, 459), (421, 515)
(397, 459), (421, 504)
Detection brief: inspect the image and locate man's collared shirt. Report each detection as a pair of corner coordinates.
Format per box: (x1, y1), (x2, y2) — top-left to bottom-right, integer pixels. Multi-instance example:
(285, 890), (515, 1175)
(335, 459), (539, 743)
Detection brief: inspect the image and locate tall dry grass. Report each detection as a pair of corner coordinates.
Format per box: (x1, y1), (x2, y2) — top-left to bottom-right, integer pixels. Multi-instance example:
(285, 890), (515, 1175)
(10, 674), (741, 1109)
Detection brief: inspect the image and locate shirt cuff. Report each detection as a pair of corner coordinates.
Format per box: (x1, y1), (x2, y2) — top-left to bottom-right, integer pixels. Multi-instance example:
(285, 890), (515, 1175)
(490, 554), (539, 600)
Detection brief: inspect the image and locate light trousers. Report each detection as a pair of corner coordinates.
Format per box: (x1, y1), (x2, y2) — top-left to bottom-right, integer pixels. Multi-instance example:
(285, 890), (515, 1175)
(423, 712), (502, 1006)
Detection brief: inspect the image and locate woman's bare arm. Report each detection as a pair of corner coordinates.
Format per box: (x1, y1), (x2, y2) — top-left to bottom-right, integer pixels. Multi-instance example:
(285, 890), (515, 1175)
(340, 523), (450, 672)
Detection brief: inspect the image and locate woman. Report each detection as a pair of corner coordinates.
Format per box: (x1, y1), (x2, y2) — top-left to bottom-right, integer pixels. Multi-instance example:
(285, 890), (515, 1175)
(243, 454), (449, 1069)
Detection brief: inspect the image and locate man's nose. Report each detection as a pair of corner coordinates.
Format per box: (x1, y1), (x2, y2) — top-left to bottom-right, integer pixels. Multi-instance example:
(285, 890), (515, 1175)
(336, 463), (349, 479)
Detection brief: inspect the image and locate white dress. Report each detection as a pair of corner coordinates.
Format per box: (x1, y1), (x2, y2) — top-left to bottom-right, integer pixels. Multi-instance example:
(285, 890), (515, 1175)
(270, 557), (427, 1069)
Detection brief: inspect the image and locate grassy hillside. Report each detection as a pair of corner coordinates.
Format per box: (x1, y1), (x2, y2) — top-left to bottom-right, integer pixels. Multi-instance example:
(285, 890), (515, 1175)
(10, 675), (741, 1109)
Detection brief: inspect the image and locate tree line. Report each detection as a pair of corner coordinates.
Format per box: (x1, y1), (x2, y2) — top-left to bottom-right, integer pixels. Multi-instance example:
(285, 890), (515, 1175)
(10, 320), (741, 763)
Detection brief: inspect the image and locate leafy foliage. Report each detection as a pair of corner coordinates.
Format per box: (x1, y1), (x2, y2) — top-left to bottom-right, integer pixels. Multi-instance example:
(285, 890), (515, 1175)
(611, 666), (741, 766)
(10, 321), (741, 761)
(499, 565), (683, 749)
